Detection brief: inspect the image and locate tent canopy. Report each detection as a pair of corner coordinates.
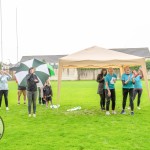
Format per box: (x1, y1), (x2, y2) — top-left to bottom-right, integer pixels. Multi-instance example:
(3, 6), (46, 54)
(57, 46), (150, 103)
(59, 46), (145, 68)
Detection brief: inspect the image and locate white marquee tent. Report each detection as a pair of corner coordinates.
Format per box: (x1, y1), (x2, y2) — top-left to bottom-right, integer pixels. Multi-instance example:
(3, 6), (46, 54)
(57, 46), (150, 104)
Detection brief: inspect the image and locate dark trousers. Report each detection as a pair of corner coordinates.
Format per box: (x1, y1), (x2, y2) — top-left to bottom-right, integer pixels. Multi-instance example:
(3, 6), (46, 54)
(122, 88), (134, 111)
(27, 91), (37, 114)
(133, 89), (142, 107)
(105, 89), (116, 111)
(99, 89), (105, 109)
(0, 90), (8, 107)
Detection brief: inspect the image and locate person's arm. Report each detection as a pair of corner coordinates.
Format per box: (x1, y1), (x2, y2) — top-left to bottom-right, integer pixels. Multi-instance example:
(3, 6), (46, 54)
(97, 74), (104, 83)
(4, 72), (12, 80)
(122, 74), (130, 85)
(131, 74), (135, 84)
(34, 75), (39, 83)
(139, 69), (144, 79)
(105, 81), (111, 96)
(26, 74), (32, 80)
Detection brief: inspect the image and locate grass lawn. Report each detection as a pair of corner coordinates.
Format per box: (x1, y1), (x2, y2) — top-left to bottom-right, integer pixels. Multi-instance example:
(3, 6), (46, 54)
(0, 80), (150, 150)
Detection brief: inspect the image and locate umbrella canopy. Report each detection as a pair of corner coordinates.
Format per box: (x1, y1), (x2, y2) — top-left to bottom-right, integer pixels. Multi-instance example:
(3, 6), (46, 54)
(47, 64), (55, 76)
(15, 59), (50, 87)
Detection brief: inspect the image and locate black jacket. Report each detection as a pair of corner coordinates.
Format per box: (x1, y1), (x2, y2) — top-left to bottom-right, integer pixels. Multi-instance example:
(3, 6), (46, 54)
(26, 73), (39, 91)
(96, 73), (105, 94)
(43, 85), (53, 97)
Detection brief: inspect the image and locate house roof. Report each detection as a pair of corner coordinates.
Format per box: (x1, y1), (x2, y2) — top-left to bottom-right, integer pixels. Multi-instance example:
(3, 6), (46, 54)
(20, 55), (67, 64)
(110, 47), (150, 58)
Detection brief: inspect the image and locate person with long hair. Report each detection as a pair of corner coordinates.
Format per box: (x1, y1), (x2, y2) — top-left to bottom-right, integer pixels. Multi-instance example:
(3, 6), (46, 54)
(132, 68), (143, 109)
(26, 67), (39, 117)
(97, 68), (107, 110)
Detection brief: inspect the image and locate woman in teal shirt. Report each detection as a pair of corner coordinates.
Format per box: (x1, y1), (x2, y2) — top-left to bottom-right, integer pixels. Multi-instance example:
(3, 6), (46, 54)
(132, 68), (143, 109)
(105, 67), (117, 115)
(121, 66), (135, 115)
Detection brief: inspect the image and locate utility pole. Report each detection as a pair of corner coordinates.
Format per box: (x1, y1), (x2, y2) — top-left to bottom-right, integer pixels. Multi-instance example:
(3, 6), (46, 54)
(16, 7), (19, 62)
(0, 0), (3, 68)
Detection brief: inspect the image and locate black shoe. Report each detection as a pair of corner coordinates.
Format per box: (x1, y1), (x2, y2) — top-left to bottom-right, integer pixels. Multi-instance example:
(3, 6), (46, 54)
(131, 111), (134, 115)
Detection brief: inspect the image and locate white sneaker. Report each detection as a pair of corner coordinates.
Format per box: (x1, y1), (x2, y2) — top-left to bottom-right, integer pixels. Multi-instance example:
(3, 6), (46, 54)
(112, 111), (117, 114)
(28, 114), (31, 117)
(137, 107), (141, 110)
(106, 111), (111, 115)
(33, 114), (36, 117)
(6, 107), (9, 111)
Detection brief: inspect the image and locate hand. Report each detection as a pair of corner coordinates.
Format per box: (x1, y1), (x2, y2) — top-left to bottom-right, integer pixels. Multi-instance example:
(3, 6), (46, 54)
(108, 91), (111, 97)
(34, 79), (38, 82)
(113, 78), (116, 83)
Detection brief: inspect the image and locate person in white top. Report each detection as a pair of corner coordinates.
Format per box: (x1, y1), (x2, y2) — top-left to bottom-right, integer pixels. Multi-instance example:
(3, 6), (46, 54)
(0, 70), (12, 110)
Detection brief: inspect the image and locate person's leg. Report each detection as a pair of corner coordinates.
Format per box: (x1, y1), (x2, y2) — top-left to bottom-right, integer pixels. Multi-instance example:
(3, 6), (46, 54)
(3, 90), (8, 108)
(99, 94), (103, 109)
(129, 88), (134, 111)
(33, 91), (37, 114)
(18, 90), (22, 104)
(111, 89), (116, 111)
(102, 89), (106, 109)
(137, 89), (143, 107)
(27, 91), (32, 115)
(105, 90), (111, 112)
(122, 88), (128, 110)
(0, 90), (3, 107)
(133, 89), (138, 101)
(38, 88), (41, 104)
(22, 90), (27, 104)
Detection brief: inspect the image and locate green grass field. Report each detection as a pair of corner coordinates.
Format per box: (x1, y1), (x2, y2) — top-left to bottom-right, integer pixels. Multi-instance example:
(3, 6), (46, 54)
(0, 80), (150, 150)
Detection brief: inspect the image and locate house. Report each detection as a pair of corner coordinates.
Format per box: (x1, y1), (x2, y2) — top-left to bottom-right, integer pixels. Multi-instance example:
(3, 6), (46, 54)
(10, 47), (150, 80)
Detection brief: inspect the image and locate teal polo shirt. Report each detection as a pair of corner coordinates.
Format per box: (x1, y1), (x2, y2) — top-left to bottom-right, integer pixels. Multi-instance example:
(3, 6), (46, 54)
(104, 73), (117, 89)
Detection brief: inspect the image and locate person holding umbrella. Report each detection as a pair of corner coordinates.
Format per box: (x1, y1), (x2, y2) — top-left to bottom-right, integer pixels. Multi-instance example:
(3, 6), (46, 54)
(26, 67), (39, 117)
(0, 70), (12, 110)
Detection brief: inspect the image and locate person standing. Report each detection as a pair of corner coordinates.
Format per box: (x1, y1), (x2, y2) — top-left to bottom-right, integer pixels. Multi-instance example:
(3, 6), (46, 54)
(43, 79), (53, 108)
(15, 77), (27, 105)
(26, 67), (39, 117)
(105, 67), (117, 115)
(0, 70), (12, 110)
(121, 66), (135, 115)
(17, 85), (26, 105)
(96, 68), (107, 110)
(132, 68), (143, 109)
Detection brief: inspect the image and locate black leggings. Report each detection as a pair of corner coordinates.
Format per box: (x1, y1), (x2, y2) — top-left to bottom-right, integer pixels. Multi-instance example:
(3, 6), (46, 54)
(122, 88), (134, 111)
(105, 89), (116, 111)
(0, 90), (8, 107)
(99, 89), (105, 109)
(133, 89), (142, 107)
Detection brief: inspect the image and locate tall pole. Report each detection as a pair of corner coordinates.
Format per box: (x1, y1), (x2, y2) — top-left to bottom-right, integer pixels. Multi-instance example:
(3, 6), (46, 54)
(0, 0), (3, 67)
(16, 7), (19, 62)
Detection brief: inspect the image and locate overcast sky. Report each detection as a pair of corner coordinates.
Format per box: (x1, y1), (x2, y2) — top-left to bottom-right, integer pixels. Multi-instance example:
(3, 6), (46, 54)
(0, 0), (150, 64)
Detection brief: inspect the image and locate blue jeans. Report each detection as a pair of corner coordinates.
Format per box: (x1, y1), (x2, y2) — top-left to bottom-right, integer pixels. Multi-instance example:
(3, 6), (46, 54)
(27, 91), (37, 114)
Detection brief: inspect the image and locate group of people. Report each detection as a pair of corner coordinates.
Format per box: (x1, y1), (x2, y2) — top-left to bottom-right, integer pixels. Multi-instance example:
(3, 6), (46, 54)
(0, 66), (144, 117)
(97, 66), (143, 115)
(0, 67), (53, 118)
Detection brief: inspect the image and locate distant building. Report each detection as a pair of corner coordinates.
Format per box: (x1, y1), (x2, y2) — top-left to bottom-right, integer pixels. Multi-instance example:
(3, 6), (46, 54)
(10, 47), (150, 80)
(110, 47), (150, 59)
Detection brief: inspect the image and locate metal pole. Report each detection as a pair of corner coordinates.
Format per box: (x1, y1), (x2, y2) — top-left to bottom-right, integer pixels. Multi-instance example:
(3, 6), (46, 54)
(16, 7), (19, 62)
(0, 0), (3, 67)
